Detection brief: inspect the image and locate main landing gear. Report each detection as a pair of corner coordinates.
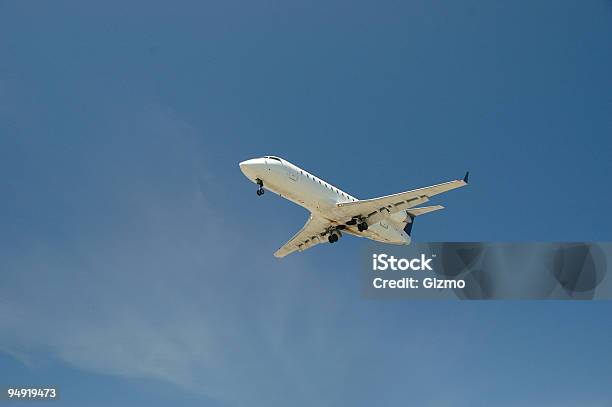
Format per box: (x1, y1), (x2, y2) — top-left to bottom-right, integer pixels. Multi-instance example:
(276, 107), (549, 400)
(357, 221), (368, 232)
(347, 217), (368, 232)
(255, 178), (265, 196)
(328, 230), (341, 243)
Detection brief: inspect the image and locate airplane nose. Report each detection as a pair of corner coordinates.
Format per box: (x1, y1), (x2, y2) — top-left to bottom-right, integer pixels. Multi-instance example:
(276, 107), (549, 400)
(239, 160), (249, 175)
(239, 159), (259, 178)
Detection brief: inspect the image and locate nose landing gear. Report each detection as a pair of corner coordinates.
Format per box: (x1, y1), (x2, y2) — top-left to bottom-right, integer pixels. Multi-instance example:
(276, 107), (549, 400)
(256, 178), (265, 196)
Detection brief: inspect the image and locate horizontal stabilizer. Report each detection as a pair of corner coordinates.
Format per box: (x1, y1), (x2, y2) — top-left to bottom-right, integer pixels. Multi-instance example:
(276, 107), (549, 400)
(402, 205), (444, 237)
(407, 205), (444, 217)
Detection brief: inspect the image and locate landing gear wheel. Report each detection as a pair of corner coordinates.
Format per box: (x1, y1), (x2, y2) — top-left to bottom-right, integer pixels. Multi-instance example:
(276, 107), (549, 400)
(328, 232), (339, 243)
(255, 178), (264, 196)
(357, 222), (368, 231)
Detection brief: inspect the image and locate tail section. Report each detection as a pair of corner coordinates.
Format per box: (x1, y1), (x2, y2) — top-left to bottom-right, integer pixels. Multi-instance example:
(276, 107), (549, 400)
(407, 205), (444, 217)
(403, 213), (416, 236)
(399, 205), (445, 236)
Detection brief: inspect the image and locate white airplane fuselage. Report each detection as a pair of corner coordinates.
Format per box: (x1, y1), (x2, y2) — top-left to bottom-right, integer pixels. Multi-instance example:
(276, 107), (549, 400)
(239, 156), (410, 245)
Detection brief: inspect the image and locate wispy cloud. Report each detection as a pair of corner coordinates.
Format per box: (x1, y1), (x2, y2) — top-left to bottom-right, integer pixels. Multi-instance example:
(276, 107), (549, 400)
(0, 105), (373, 406)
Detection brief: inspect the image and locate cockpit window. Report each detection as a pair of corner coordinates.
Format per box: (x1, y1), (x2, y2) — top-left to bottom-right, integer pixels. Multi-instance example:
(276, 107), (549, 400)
(263, 156), (281, 162)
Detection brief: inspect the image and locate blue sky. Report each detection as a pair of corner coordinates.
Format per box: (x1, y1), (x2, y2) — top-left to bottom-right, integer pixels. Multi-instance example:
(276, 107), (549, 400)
(1, 0), (612, 406)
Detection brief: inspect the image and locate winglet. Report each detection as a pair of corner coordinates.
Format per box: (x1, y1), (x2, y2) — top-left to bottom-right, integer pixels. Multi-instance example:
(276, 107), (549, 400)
(463, 171), (470, 183)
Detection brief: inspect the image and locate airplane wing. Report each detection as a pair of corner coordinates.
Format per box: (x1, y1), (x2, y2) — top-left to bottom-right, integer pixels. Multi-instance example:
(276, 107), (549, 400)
(335, 173), (469, 223)
(274, 214), (332, 258)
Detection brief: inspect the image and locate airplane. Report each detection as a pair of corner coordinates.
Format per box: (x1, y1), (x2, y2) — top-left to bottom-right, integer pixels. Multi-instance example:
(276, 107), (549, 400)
(239, 156), (469, 258)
